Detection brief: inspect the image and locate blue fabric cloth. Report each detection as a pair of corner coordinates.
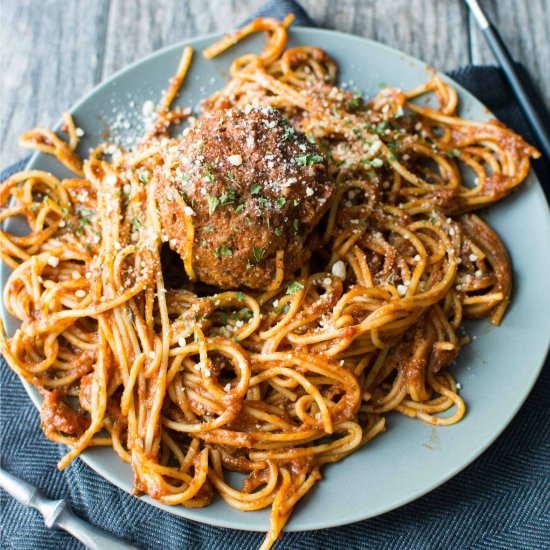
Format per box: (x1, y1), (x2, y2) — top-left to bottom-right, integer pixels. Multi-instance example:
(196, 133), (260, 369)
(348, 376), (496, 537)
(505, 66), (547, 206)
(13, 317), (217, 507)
(1, 1), (549, 548)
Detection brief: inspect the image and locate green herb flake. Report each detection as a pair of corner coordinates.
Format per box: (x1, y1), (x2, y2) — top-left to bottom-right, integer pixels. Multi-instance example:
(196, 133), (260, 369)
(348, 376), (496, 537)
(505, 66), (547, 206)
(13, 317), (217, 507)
(283, 127), (295, 141)
(224, 171), (238, 185)
(376, 121), (388, 134)
(139, 173), (149, 185)
(253, 247), (265, 263)
(206, 194), (220, 215)
(203, 170), (214, 183)
(250, 184), (262, 195)
(219, 192), (233, 205)
(257, 197), (269, 210)
(295, 153), (324, 166)
(286, 281), (304, 295)
(221, 244), (233, 257)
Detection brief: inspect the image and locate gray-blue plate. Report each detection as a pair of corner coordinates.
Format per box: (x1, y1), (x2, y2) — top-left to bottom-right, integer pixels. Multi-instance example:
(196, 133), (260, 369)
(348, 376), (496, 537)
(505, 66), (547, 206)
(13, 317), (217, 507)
(2, 28), (550, 532)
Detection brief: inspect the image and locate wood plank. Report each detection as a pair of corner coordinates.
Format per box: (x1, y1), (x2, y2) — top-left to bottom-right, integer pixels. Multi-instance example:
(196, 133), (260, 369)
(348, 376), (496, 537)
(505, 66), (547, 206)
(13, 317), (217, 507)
(0, 0), (109, 166)
(301, 0), (471, 71)
(101, 0), (265, 77)
(469, 0), (550, 105)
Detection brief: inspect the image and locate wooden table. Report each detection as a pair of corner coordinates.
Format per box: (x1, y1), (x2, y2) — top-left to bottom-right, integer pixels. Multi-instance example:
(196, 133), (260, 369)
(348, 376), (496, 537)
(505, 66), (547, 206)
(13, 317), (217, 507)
(1, 0), (549, 165)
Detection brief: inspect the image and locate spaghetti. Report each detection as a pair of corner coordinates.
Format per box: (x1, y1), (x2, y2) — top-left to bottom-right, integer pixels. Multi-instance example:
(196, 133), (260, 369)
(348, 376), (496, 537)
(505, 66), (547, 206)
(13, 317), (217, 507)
(0, 16), (539, 549)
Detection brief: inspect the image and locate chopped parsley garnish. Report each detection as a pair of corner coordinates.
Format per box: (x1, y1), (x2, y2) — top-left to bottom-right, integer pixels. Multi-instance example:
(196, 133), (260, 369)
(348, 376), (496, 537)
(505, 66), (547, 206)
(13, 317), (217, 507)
(276, 197), (286, 208)
(395, 106), (405, 118)
(251, 184), (262, 195)
(347, 90), (366, 112)
(361, 158), (384, 168)
(139, 173), (149, 184)
(236, 291), (245, 302)
(253, 247), (265, 263)
(219, 188), (236, 205)
(206, 194), (220, 215)
(283, 127), (295, 141)
(204, 225), (214, 232)
(235, 203), (245, 213)
(224, 171), (238, 185)
(286, 282), (304, 295)
(203, 170), (214, 183)
(306, 133), (316, 144)
(274, 229), (283, 237)
(214, 244), (233, 257)
(445, 149), (461, 157)
(76, 206), (93, 217)
(130, 214), (141, 229)
(75, 206), (93, 228)
(237, 307), (253, 321)
(295, 153), (324, 166)
(257, 197), (269, 210)
(30, 204), (40, 213)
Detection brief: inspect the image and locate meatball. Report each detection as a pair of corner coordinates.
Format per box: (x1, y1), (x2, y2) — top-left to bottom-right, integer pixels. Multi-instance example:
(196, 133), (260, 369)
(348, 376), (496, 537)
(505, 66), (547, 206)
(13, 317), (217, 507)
(154, 106), (336, 290)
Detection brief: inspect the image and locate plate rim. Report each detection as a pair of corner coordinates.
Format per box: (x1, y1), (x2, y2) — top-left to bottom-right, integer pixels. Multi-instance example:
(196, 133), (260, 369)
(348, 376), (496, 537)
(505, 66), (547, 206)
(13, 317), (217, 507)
(3, 25), (550, 533)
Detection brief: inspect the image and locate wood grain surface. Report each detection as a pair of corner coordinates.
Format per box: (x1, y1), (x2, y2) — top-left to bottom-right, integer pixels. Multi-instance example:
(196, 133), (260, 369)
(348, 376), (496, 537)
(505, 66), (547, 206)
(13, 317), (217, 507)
(1, 0), (548, 165)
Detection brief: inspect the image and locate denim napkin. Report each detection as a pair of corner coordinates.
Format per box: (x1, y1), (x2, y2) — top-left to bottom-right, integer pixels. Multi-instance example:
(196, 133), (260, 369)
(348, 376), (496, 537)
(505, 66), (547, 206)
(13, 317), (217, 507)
(1, 1), (549, 548)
